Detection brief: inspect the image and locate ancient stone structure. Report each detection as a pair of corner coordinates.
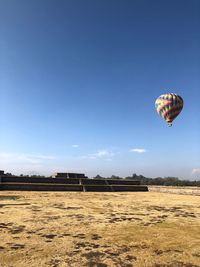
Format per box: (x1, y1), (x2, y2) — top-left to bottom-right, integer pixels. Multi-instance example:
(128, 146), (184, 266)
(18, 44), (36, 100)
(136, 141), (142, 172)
(0, 172), (148, 192)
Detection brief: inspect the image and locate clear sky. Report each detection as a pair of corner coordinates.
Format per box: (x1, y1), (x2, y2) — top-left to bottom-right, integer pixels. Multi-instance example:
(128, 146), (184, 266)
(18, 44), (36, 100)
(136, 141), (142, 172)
(0, 0), (200, 179)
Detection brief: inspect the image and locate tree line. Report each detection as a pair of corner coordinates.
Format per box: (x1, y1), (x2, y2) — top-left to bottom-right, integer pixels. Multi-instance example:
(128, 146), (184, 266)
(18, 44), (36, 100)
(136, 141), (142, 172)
(93, 174), (200, 187)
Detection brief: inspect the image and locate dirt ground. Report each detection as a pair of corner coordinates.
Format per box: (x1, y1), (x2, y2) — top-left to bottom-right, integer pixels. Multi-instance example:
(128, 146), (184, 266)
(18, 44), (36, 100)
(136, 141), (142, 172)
(149, 186), (200, 196)
(0, 189), (200, 267)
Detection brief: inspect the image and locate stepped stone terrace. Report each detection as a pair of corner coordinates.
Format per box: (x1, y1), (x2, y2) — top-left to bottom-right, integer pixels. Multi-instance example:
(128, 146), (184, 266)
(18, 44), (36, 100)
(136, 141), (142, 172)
(0, 172), (148, 192)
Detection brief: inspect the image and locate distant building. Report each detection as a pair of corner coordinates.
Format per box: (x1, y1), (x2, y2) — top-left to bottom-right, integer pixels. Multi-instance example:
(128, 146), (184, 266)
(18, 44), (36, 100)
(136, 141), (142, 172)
(52, 172), (88, 179)
(0, 170), (5, 176)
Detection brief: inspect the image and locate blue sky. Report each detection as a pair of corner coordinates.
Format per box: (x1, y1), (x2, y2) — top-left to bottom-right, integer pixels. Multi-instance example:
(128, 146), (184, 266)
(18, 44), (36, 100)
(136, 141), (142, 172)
(0, 0), (200, 179)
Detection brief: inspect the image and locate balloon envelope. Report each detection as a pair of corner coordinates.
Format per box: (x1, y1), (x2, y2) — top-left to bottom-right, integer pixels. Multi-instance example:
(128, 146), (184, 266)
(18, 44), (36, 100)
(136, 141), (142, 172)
(155, 93), (183, 126)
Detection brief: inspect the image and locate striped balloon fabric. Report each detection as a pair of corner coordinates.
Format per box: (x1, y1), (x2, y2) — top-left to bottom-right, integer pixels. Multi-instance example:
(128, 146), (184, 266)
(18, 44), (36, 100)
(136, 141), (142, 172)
(155, 93), (183, 127)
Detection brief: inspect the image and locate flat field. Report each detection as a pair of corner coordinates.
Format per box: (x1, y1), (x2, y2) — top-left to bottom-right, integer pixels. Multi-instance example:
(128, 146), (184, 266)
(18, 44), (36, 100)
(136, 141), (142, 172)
(0, 188), (200, 267)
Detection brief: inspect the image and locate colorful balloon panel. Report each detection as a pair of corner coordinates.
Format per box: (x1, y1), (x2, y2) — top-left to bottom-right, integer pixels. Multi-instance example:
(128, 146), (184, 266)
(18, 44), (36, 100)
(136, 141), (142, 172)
(155, 93), (183, 126)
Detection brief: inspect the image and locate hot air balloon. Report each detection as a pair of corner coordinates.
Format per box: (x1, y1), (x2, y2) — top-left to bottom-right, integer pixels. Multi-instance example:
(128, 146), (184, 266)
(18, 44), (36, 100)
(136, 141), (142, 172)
(155, 93), (183, 127)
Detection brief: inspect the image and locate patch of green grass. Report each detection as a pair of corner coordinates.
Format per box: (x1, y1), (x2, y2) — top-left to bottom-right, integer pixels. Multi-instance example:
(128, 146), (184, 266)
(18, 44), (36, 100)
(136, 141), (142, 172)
(0, 195), (21, 200)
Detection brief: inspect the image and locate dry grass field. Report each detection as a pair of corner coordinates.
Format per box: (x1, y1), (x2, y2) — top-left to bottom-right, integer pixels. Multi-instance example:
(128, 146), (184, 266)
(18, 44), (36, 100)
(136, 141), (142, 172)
(0, 188), (200, 267)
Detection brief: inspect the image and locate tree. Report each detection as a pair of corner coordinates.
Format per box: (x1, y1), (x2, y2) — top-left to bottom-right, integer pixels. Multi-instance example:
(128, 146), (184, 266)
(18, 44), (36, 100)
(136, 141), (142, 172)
(109, 175), (122, 180)
(93, 174), (105, 179)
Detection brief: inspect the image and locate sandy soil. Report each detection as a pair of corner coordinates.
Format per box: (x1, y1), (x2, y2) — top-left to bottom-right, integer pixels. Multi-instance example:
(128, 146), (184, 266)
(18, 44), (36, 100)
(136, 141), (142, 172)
(0, 190), (200, 267)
